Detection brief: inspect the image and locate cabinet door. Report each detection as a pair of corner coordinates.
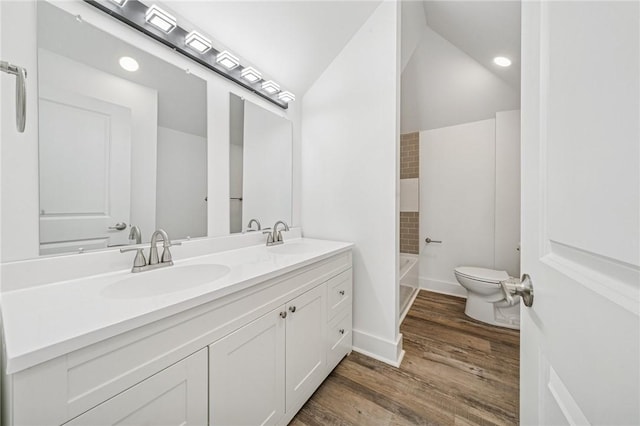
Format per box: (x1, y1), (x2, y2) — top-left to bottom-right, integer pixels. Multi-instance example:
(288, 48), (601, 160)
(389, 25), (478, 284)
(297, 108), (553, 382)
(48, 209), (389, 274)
(65, 349), (207, 426)
(209, 308), (286, 426)
(285, 283), (327, 413)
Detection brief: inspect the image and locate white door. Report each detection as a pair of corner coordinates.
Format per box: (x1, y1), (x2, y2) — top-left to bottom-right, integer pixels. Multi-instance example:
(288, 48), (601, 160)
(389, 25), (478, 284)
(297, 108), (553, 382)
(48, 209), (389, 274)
(520, 2), (639, 424)
(66, 349), (208, 426)
(39, 85), (132, 254)
(209, 308), (286, 426)
(285, 284), (327, 413)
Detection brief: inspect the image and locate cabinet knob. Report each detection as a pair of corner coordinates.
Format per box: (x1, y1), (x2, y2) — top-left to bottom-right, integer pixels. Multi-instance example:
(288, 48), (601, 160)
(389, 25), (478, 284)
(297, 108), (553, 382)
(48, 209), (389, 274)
(339, 290), (345, 296)
(339, 328), (345, 335)
(289, 306), (296, 313)
(280, 311), (287, 319)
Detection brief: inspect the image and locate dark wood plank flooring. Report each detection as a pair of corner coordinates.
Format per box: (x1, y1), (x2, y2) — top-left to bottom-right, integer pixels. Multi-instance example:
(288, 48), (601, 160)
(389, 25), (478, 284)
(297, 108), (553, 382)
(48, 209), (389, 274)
(291, 291), (520, 426)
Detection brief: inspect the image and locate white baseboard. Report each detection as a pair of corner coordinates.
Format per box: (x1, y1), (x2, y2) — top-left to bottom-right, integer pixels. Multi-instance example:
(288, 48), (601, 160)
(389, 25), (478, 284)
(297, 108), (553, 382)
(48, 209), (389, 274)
(419, 277), (467, 298)
(352, 330), (404, 367)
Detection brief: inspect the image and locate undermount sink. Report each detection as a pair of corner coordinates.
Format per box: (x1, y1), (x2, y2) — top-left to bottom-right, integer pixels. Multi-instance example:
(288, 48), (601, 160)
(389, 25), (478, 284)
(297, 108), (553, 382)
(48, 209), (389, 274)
(267, 242), (319, 255)
(102, 264), (231, 299)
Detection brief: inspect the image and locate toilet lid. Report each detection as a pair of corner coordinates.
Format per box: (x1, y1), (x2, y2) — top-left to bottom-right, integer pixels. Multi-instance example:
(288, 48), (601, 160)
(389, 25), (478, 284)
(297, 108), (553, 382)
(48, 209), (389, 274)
(455, 266), (509, 283)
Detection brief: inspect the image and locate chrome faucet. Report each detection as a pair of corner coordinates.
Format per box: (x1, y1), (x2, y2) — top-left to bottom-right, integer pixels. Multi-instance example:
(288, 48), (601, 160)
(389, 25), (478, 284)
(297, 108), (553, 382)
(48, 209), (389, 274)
(246, 218), (261, 232)
(120, 228), (181, 273)
(129, 225), (142, 244)
(263, 220), (289, 246)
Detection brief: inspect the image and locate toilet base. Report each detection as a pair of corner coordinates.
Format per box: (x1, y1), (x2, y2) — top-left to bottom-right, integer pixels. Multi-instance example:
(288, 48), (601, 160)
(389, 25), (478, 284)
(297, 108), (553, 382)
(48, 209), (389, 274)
(464, 293), (520, 330)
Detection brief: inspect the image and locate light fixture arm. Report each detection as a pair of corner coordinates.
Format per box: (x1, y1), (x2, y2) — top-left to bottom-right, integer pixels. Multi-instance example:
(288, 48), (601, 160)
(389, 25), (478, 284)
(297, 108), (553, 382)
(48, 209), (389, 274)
(85, 0), (293, 109)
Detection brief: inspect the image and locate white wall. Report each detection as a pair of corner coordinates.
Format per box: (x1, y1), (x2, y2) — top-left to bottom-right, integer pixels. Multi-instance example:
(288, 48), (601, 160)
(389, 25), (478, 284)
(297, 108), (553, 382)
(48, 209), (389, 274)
(156, 126), (207, 240)
(242, 101), (292, 229)
(400, 1), (426, 73)
(301, 2), (402, 365)
(419, 119), (496, 296)
(229, 144), (243, 233)
(419, 112), (521, 295)
(1, 1), (39, 261)
(401, 25), (519, 133)
(38, 49), (159, 242)
(495, 110), (521, 277)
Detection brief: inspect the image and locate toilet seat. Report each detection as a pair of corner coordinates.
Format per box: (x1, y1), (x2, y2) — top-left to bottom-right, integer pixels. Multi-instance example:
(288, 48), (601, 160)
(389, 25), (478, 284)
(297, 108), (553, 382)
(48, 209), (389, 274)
(454, 267), (509, 284)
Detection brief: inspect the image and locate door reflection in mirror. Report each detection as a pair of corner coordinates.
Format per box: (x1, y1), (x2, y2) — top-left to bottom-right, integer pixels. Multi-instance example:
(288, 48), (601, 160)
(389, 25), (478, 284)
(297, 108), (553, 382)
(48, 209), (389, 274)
(37, 2), (207, 256)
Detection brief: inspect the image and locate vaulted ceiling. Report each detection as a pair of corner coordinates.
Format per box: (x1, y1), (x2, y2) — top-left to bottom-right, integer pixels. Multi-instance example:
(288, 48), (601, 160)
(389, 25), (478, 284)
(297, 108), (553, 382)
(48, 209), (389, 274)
(165, 1), (382, 96)
(422, 1), (521, 90)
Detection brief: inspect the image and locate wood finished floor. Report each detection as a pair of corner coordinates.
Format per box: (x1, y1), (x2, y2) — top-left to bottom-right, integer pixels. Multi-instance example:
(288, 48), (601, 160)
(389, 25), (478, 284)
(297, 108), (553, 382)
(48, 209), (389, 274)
(291, 291), (520, 426)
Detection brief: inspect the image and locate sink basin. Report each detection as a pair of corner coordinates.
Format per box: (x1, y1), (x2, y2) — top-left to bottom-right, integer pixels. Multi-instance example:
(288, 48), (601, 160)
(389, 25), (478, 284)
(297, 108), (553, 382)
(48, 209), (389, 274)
(102, 264), (231, 299)
(267, 242), (319, 256)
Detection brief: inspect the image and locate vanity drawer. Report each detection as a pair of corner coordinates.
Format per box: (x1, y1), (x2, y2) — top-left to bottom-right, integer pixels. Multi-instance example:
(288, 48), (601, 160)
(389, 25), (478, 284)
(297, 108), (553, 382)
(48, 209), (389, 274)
(327, 270), (352, 321)
(327, 310), (352, 371)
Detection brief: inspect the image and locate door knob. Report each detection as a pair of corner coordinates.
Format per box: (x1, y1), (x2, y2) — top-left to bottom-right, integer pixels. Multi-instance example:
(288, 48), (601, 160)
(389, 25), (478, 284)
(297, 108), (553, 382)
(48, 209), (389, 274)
(425, 237), (442, 244)
(109, 222), (127, 231)
(500, 274), (534, 307)
(516, 274), (534, 307)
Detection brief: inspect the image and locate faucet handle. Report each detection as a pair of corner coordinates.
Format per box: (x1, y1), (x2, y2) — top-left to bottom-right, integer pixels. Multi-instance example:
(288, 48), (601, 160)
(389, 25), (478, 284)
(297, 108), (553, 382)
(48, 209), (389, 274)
(120, 247), (147, 268)
(262, 230), (274, 244)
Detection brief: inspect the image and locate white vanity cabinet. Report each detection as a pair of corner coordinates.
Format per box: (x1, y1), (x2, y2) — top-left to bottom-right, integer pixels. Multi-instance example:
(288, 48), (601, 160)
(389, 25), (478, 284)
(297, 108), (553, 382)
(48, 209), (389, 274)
(2, 247), (352, 426)
(209, 283), (328, 425)
(65, 349), (208, 426)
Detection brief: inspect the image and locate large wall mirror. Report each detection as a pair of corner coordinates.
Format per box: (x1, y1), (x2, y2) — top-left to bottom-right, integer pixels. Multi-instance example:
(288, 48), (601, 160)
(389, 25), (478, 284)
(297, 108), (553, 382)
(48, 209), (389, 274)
(229, 94), (292, 233)
(37, 2), (207, 255)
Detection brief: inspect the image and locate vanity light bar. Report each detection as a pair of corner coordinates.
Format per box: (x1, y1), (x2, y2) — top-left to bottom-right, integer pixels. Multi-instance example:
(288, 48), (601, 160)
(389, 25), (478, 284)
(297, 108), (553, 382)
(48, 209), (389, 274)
(240, 67), (262, 83)
(261, 80), (280, 94)
(216, 51), (240, 70)
(185, 31), (212, 54)
(145, 5), (177, 33)
(86, 0), (294, 108)
(278, 91), (295, 103)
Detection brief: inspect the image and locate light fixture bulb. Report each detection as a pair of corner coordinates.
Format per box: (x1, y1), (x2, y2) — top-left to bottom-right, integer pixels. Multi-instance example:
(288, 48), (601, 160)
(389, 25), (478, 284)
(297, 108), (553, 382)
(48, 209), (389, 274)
(493, 56), (512, 67)
(262, 80), (280, 94)
(216, 51), (240, 70)
(185, 31), (212, 54)
(240, 67), (262, 83)
(145, 5), (177, 33)
(119, 56), (139, 72)
(278, 91), (295, 103)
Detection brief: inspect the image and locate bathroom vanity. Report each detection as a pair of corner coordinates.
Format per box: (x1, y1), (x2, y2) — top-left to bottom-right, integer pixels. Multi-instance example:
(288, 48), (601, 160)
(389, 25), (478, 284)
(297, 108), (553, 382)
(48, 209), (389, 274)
(1, 238), (353, 425)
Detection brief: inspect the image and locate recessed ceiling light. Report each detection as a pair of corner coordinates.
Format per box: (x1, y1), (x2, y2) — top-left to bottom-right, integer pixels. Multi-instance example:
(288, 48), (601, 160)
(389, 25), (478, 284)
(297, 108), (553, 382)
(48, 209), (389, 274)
(145, 5), (176, 33)
(119, 56), (139, 72)
(216, 51), (240, 70)
(185, 31), (212, 54)
(278, 91), (295, 103)
(262, 80), (280, 94)
(240, 67), (262, 83)
(109, 0), (127, 6)
(493, 56), (512, 67)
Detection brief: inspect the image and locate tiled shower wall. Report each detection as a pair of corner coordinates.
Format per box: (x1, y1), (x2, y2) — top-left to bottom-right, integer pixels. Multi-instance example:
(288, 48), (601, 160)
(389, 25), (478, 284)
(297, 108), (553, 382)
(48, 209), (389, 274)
(400, 132), (420, 254)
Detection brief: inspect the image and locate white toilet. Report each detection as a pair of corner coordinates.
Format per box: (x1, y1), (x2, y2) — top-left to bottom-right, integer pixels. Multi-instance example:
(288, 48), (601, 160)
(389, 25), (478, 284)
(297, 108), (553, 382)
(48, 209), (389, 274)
(454, 266), (520, 329)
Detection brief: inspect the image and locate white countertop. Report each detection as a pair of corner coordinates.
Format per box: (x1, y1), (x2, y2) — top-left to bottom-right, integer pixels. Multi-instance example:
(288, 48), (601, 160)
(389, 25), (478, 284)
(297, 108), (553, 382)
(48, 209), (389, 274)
(0, 237), (352, 374)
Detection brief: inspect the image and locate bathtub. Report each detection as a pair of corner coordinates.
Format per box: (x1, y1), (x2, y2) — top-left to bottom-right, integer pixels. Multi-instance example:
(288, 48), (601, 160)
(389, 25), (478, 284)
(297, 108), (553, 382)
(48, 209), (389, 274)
(399, 254), (419, 321)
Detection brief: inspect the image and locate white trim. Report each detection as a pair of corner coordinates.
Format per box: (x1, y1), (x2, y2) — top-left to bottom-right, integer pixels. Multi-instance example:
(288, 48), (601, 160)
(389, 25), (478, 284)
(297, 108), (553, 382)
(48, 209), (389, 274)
(399, 287), (419, 323)
(352, 330), (404, 367)
(548, 366), (590, 426)
(543, 241), (640, 316)
(419, 277), (467, 298)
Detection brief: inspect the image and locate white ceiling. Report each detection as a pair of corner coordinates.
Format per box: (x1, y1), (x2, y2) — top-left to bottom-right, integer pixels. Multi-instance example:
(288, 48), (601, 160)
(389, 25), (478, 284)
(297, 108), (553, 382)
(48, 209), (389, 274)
(422, 1), (521, 90)
(164, 1), (382, 96)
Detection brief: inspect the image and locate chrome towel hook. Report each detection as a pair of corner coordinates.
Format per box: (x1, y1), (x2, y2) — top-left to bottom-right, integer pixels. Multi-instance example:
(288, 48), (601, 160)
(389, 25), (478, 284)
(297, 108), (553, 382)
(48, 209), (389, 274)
(1, 60), (27, 133)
